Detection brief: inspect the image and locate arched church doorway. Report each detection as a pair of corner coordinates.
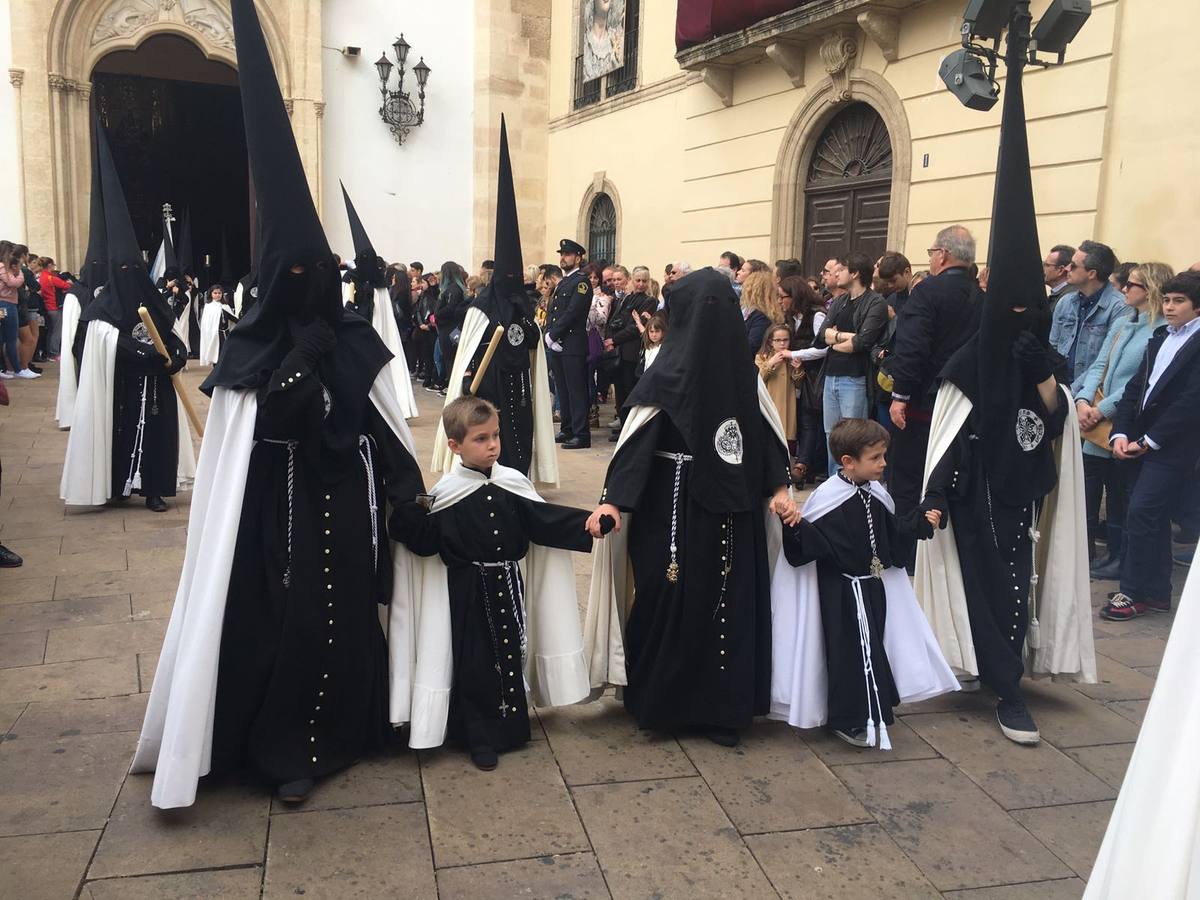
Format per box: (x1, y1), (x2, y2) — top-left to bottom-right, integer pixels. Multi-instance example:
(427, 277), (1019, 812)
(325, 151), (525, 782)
(92, 33), (249, 281)
(801, 103), (892, 270)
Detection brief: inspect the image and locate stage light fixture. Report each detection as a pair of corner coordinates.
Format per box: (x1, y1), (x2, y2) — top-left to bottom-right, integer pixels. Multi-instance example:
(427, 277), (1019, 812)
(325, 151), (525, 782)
(939, 49), (999, 111)
(963, 0), (1018, 41)
(1031, 0), (1092, 55)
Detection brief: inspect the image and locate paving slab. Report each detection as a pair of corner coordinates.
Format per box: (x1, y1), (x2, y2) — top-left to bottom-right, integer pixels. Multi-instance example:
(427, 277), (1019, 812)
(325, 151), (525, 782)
(800, 716), (938, 766)
(83, 867), (264, 900)
(0, 628), (46, 667)
(0, 595), (131, 633)
(11, 693), (148, 738)
(1064, 743), (1133, 791)
(1071, 655), (1156, 702)
(1011, 800), (1113, 879)
(0, 830), (101, 900)
(436, 852), (610, 900)
(1093, 636), (1168, 669)
(137, 650), (161, 692)
(421, 740), (589, 868)
(0, 702), (25, 733)
(835, 758), (1073, 891)
(88, 774), (270, 879)
(903, 710), (1114, 810)
(573, 776), (775, 899)
(264, 802), (436, 900)
(942, 878), (1086, 899)
(31, 549), (128, 578)
(538, 695), (696, 785)
(54, 568), (181, 601)
(1106, 699), (1148, 727)
(1021, 681), (1139, 749)
(0, 731), (134, 836)
(0, 574), (56, 605)
(897, 687), (991, 717)
(679, 722), (870, 834)
(747, 824), (941, 899)
(131, 590), (176, 620)
(269, 745), (422, 814)
(82, 526), (188, 554)
(44, 618), (168, 663)
(0, 654), (137, 703)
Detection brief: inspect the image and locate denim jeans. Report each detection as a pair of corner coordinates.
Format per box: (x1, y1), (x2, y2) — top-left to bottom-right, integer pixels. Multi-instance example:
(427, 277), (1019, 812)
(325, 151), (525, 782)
(822, 374), (868, 473)
(45, 309), (62, 358)
(0, 302), (19, 373)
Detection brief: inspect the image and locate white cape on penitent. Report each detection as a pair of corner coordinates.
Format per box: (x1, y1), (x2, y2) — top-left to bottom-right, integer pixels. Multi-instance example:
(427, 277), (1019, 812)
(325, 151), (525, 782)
(171, 296), (191, 356)
(768, 476), (959, 731)
(430, 306), (559, 487)
(582, 379), (788, 694)
(391, 460), (590, 749)
(55, 290), (83, 429)
(198, 302), (232, 365)
(1085, 544), (1200, 898)
(60, 319), (196, 506)
(132, 370), (418, 809)
(914, 382), (1096, 683)
(343, 282), (418, 419)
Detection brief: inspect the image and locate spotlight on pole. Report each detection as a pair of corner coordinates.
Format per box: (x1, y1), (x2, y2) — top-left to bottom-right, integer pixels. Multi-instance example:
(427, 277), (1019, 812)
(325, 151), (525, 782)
(940, 49), (999, 111)
(1031, 0), (1092, 57)
(963, 0), (1019, 41)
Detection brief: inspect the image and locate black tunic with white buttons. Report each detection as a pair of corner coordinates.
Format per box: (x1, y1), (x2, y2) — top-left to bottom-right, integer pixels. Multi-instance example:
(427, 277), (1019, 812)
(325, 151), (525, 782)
(210, 356), (424, 786)
(463, 307), (541, 476)
(391, 474), (591, 752)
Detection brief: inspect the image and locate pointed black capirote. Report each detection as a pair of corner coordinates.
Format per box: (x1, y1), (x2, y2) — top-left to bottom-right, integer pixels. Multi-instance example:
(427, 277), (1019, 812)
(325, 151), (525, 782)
(163, 215), (179, 274)
(177, 209), (195, 277)
(219, 229), (234, 285)
(340, 181), (383, 287)
(205, 0), (380, 395)
(80, 122), (173, 332)
(79, 102), (108, 296)
(491, 115), (523, 296)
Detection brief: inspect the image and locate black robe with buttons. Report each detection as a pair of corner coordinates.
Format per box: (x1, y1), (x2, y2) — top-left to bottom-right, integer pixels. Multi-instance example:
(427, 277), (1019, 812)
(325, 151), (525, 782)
(209, 355), (424, 786)
(601, 416), (789, 732)
(391, 477), (591, 752)
(462, 306), (541, 475)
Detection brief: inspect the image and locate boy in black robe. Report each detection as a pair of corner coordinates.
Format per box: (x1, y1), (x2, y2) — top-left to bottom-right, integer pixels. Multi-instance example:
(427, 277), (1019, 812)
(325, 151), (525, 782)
(778, 418), (947, 747)
(391, 396), (597, 770)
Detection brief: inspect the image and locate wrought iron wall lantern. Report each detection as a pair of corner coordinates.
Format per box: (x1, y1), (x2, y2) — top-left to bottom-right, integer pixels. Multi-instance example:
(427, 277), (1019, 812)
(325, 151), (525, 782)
(375, 34), (431, 146)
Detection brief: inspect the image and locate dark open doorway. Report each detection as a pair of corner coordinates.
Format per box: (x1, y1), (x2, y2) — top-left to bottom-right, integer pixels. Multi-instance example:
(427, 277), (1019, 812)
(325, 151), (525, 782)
(92, 34), (249, 283)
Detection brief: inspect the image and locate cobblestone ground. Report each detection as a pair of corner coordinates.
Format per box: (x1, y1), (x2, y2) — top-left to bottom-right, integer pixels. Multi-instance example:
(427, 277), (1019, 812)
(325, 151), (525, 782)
(0, 362), (1184, 899)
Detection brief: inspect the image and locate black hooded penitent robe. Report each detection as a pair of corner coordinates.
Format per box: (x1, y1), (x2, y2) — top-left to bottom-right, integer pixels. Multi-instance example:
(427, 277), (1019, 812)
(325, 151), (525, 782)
(391, 475), (591, 752)
(598, 268), (790, 732)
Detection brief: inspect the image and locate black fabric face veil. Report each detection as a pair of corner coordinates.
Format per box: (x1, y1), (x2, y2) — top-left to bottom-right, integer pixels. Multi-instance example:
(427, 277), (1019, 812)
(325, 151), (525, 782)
(204, 0), (387, 398)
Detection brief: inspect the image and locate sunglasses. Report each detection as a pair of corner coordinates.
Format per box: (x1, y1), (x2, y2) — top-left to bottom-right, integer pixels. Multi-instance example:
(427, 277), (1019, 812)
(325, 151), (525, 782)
(1123, 281), (1145, 291)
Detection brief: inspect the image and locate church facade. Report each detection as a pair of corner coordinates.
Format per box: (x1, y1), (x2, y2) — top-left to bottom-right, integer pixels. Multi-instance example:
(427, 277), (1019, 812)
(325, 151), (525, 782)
(2, 1), (1198, 275)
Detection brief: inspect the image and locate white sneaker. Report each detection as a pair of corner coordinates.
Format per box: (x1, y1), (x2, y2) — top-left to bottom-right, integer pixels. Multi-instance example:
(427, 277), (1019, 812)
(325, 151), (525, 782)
(0, 371), (13, 379)
(15, 369), (41, 379)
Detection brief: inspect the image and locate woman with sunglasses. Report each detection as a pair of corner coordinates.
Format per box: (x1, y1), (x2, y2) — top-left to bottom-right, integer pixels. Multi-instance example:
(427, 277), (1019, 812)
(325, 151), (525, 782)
(1075, 262), (1173, 578)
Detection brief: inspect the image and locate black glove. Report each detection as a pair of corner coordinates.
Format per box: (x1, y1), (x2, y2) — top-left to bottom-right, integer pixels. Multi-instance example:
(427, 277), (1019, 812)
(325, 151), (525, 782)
(285, 317), (336, 371)
(1012, 332), (1055, 384)
(599, 514), (616, 536)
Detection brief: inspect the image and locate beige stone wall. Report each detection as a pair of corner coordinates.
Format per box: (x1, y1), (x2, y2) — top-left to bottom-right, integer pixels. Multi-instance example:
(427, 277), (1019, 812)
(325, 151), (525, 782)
(544, 0), (1200, 274)
(473, 0), (552, 269)
(7, 0), (319, 266)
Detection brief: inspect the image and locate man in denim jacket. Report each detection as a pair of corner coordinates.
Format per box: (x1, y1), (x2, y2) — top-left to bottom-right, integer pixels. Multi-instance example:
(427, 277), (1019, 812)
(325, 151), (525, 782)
(1049, 239), (1132, 394)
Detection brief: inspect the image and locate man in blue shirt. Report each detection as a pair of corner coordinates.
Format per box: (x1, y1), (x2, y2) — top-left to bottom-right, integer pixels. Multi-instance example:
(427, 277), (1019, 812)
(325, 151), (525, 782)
(1048, 239), (1131, 394)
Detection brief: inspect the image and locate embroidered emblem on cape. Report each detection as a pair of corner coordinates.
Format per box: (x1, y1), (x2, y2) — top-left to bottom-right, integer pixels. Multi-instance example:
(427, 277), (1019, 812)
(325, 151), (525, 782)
(131, 323), (154, 345)
(1016, 408), (1045, 452)
(507, 323), (525, 347)
(714, 418), (744, 465)
(250, 286), (259, 298)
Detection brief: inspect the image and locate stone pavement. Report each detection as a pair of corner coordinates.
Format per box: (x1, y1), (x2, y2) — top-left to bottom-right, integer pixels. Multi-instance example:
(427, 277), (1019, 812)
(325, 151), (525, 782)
(0, 361), (1184, 899)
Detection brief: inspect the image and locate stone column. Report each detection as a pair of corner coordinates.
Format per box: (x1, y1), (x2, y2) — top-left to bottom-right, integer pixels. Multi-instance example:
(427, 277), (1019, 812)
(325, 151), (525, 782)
(8, 69), (28, 238)
(314, 101), (325, 217)
(46, 73), (76, 262)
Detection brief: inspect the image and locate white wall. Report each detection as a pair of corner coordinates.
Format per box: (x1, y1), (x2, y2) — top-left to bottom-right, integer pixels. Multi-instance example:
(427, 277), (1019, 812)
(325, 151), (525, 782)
(321, 0), (474, 269)
(0, 0), (22, 238)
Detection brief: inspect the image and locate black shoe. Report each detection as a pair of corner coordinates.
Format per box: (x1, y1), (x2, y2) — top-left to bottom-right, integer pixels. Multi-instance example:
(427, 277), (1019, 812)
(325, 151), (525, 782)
(608, 433), (619, 442)
(470, 746), (498, 771)
(831, 727), (872, 748)
(0, 544), (22, 568)
(145, 495), (168, 513)
(554, 431), (571, 443)
(1089, 556), (1122, 580)
(996, 696), (1040, 745)
(27, 363), (42, 374)
(276, 778), (316, 803)
(705, 726), (739, 748)
(562, 438), (591, 450)
(106, 495), (129, 507)
(1174, 526), (1199, 545)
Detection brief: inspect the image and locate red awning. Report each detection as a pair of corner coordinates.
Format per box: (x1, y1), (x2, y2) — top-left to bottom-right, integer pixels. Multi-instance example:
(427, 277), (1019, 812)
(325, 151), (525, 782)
(676, 0), (807, 51)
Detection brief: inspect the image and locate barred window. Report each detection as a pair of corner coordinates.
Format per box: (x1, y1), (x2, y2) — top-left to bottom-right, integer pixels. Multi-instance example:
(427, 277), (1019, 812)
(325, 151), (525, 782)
(587, 193), (617, 265)
(573, 0), (640, 110)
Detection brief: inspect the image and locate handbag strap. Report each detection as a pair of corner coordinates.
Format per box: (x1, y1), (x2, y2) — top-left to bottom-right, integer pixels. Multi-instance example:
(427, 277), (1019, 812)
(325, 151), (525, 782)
(1092, 326), (1123, 403)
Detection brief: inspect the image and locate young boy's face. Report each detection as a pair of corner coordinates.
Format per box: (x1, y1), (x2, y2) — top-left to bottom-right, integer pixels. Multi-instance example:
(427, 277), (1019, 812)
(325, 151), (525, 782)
(840, 441), (888, 484)
(449, 415), (501, 470)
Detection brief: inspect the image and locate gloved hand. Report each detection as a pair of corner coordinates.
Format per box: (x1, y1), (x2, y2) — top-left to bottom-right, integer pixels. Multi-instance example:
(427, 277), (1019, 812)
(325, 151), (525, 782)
(1012, 332), (1055, 384)
(286, 317), (336, 371)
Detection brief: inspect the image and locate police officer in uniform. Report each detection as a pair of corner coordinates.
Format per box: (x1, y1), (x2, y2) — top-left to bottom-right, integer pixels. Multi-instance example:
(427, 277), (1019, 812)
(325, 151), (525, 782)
(545, 238), (594, 449)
